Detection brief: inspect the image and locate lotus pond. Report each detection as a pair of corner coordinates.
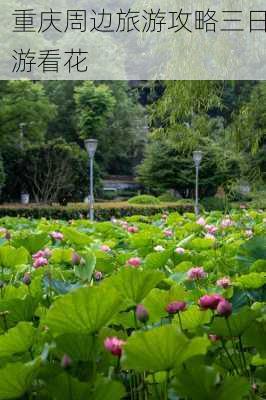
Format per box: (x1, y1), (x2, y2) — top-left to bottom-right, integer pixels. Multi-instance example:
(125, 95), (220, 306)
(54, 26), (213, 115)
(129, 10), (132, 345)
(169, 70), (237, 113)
(0, 209), (265, 400)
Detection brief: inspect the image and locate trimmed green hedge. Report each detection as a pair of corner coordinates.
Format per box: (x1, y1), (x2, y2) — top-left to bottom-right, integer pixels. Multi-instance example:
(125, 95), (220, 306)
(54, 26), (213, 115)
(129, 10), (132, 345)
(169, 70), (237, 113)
(0, 202), (194, 220)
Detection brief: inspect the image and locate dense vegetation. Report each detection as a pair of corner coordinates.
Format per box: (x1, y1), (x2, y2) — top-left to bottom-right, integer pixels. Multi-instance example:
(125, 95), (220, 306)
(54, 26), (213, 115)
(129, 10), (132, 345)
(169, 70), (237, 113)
(0, 81), (265, 204)
(0, 209), (265, 399)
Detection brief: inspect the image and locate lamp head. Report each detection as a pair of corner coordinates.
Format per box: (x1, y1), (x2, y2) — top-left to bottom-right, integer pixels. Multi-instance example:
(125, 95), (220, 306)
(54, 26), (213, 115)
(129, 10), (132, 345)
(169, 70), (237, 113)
(84, 139), (98, 158)
(193, 150), (203, 166)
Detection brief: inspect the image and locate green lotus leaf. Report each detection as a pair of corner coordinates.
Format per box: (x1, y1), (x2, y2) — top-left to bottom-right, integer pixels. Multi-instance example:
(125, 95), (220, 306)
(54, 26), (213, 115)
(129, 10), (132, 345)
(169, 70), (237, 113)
(63, 227), (91, 246)
(234, 272), (266, 289)
(174, 305), (212, 330)
(94, 250), (115, 274)
(50, 248), (73, 264)
(108, 268), (164, 306)
(0, 322), (36, 359)
(0, 246), (29, 269)
(55, 333), (95, 361)
(236, 236), (266, 269)
(0, 360), (39, 400)
(144, 251), (170, 270)
(174, 361), (249, 400)
(187, 238), (215, 250)
(122, 325), (209, 372)
(92, 376), (125, 400)
(47, 372), (91, 400)
(0, 296), (38, 330)
(210, 306), (257, 337)
(143, 285), (188, 322)
(74, 249), (96, 282)
(45, 286), (122, 336)
(11, 232), (49, 254)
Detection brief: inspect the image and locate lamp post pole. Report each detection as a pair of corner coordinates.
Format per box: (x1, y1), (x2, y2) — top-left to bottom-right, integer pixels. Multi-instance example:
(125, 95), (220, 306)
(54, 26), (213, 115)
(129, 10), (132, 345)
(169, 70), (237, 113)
(84, 139), (98, 221)
(193, 151), (203, 216)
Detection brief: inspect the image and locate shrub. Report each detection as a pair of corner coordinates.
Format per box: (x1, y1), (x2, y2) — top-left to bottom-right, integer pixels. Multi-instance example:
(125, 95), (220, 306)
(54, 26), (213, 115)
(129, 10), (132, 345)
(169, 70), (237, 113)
(0, 202), (193, 220)
(128, 195), (160, 205)
(201, 197), (231, 212)
(0, 154), (5, 199)
(158, 192), (178, 202)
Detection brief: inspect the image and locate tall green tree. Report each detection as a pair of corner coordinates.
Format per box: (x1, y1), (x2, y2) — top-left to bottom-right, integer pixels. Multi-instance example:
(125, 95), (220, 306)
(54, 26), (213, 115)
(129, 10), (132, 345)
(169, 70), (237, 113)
(0, 81), (56, 148)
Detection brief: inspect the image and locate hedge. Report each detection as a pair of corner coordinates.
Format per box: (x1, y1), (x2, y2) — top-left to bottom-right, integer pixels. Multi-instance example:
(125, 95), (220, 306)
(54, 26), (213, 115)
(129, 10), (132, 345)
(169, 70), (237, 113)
(0, 202), (194, 221)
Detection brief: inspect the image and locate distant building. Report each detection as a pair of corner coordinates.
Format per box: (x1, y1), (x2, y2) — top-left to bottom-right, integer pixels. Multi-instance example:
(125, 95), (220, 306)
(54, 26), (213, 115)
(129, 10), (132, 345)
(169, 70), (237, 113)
(102, 175), (140, 193)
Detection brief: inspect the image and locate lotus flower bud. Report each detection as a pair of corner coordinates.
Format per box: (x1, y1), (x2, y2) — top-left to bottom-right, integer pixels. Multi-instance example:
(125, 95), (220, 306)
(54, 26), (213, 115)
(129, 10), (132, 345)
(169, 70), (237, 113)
(100, 244), (111, 252)
(216, 277), (231, 289)
(61, 354), (72, 368)
(136, 304), (149, 323)
(208, 334), (221, 342)
(22, 272), (31, 286)
(50, 231), (64, 241)
(164, 229), (173, 237)
(216, 300), (232, 317)
(104, 336), (125, 357)
(154, 245), (165, 252)
(127, 257), (141, 268)
(33, 257), (48, 269)
(198, 294), (224, 310)
(166, 301), (186, 314)
(175, 247), (185, 254)
(187, 266), (207, 280)
(196, 217), (206, 226)
(127, 226), (139, 233)
(94, 271), (103, 281)
(72, 252), (81, 265)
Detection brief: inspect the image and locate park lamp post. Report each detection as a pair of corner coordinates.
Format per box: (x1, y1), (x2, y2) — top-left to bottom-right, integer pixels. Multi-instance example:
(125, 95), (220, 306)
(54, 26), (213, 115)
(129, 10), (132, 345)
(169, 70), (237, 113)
(193, 150), (203, 216)
(84, 139), (98, 221)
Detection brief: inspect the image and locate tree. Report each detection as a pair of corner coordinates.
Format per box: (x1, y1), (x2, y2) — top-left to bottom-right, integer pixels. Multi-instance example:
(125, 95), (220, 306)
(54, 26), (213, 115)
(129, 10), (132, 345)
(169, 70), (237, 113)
(139, 81), (265, 195)
(0, 81), (57, 148)
(74, 81), (116, 140)
(15, 139), (101, 203)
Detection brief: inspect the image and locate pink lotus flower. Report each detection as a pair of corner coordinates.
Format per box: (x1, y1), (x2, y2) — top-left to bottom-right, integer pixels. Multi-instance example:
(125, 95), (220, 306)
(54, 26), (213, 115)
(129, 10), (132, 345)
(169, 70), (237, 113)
(166, 301), (186, 314)
(196, 217), (206, 226)
(205, 224), (218, 234)
(136, 304), (149, 323)
(154, 245), (165, 252)
(245, 229), (253, 238)
(127, 226), (139, 233)
(175, 247), (185, 255)
(216, 277), (231, 289)
(216, 299), (232, 317)
(198, 294), (224, 310)
(221, 218), (233, 229)
(100, 244), (111, 252)
(164, 229), (173, 238)
(187, 266), (207, 280)
(94, 271), (103, 281)
(50, 231), (64, 241)
(127, 257), (141, 268)
(33, 256), (48, 269)
(0, 227), (6, 235)
(104, 336), (126, 357)
(33, 250), (46, 259)
(240, 204), (246, 209)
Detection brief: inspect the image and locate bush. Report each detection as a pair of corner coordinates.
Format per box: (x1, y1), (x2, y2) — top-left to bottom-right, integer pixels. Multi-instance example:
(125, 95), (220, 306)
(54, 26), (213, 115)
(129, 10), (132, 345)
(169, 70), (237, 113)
(0, 202), (194, 220)
(128, 195), (160, 205)
(201, 197), (231, 212)
(158, 192), (178, 202)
